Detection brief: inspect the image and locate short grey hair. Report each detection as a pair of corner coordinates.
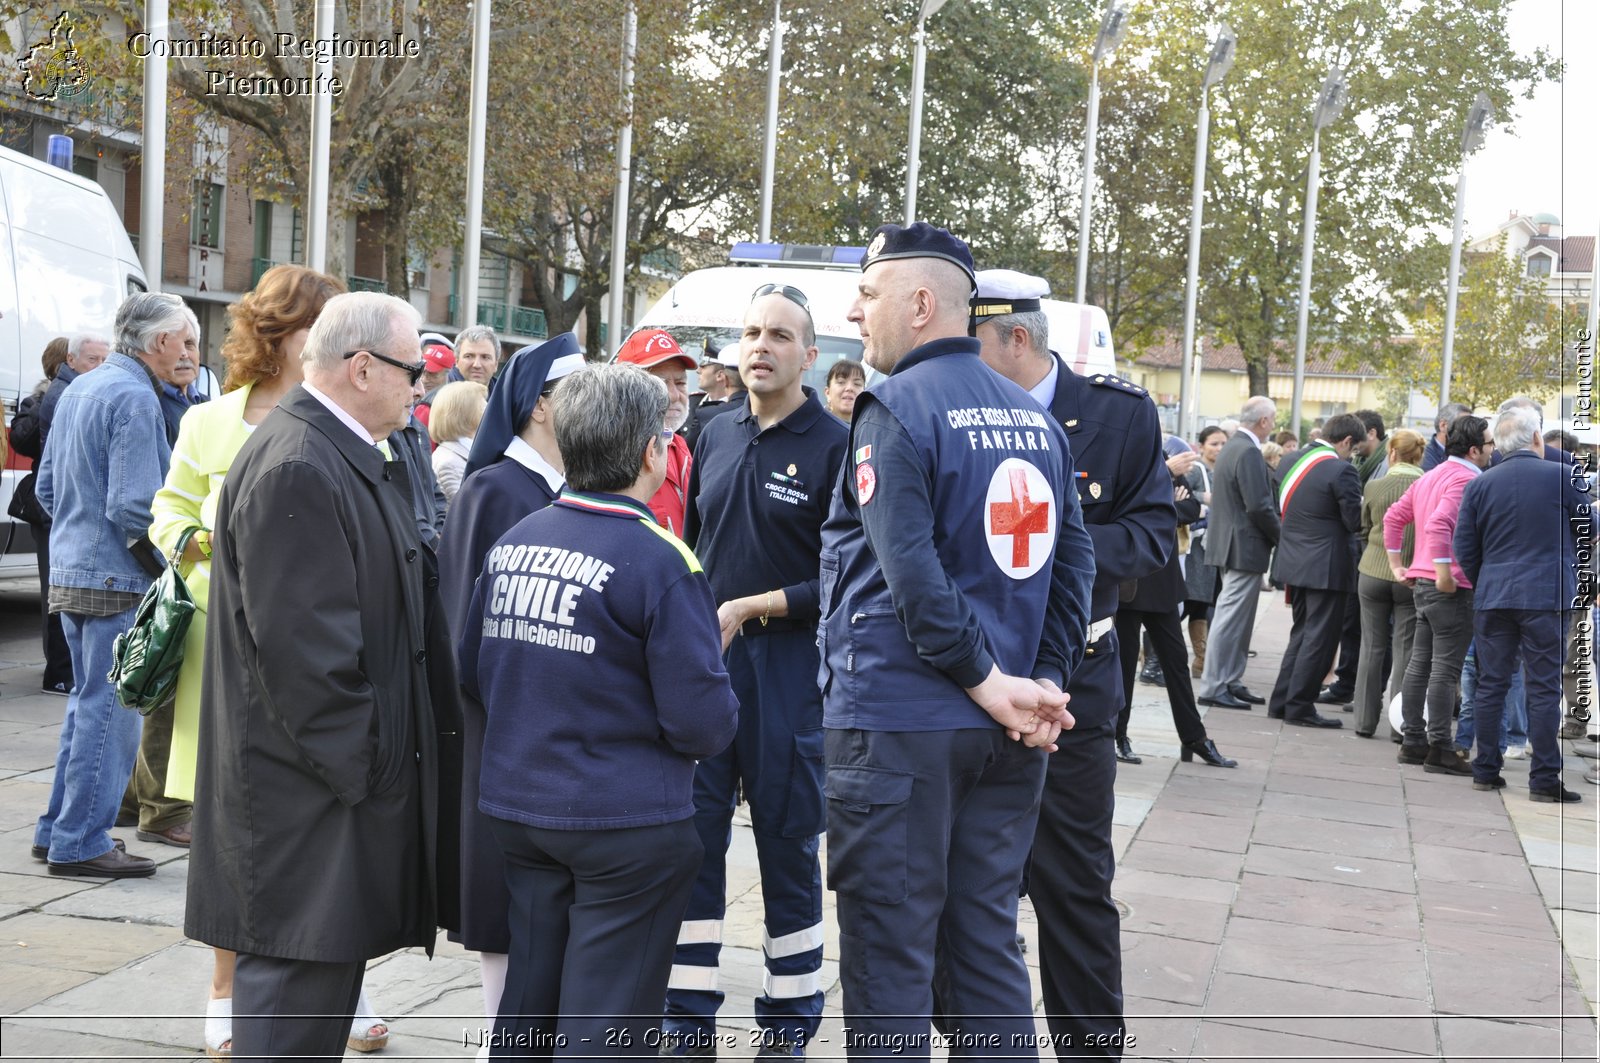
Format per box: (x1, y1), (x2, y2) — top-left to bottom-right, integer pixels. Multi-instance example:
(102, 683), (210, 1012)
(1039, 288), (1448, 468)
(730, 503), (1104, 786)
(301, 292), (421, 372)
(115, 293), (198, 356)
(456, 323), (499, 351)
(552, 363), (668, 494)
(1493, 406), (1541, 454)
(68, 331), (111, 356)
(1436, 401), (1470, 428)
(1497, 394), (1544, 423)
(984, 311), (1049, 357)
(1240, 396), (1276, 425)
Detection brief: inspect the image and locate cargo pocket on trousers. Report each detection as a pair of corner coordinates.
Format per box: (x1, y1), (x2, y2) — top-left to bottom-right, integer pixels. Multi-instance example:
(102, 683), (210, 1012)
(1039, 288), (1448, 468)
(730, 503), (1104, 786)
(824, 766), (914, 904)
(782, 728), (826, 838)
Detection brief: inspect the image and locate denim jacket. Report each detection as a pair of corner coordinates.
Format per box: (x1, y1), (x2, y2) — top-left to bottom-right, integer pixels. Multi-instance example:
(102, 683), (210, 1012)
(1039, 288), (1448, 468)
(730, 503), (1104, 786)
(36, 351), (172, 593)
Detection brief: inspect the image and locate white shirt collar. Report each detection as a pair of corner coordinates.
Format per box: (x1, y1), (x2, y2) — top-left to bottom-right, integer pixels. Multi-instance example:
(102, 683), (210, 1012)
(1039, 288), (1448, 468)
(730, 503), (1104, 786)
(1446, 455), (1482, 475)
(1241, 425), (1265, 448)
(504, 435), (564, 493)
(1029, 359), (1060, 409)
(302, 380), (384, 445)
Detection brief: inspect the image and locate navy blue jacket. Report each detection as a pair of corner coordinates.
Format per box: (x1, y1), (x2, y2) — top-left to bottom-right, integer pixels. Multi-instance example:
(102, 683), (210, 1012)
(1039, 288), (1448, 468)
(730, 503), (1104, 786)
(439, 455), (561, 640)
(1046, 360), (1173, 625)
(686, 388), (848, 631)
(458, 490), (739, 830)
(818, 337), (1095, 732)
(159, 380), (210, 445)
(1455, 448), (1590, 612)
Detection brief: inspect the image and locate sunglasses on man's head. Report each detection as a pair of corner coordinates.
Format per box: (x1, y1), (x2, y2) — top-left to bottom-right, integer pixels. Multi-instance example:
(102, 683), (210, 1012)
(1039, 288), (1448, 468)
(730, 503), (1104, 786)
(751, 283), (811, 312)
(343, 349), (427, 387)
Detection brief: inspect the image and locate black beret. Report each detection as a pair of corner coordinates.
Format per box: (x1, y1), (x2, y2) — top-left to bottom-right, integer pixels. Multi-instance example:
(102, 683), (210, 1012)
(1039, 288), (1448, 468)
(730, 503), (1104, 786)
(862, 222), (976, 291)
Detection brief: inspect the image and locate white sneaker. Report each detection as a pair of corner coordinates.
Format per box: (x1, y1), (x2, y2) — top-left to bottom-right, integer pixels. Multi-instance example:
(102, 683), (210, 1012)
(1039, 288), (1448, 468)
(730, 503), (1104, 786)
(1504, 744), (1529, 760)
(1585, 766), (1598, 785)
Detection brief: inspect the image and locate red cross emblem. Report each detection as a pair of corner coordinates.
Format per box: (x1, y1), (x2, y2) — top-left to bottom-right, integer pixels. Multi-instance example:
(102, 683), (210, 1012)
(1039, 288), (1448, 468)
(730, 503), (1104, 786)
(985, 459), (1055, 578)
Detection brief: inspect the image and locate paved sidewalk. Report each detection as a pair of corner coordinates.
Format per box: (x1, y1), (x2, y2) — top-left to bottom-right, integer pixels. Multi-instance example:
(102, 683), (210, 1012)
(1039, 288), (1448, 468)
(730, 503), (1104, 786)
(0, 586), (1596, 1060)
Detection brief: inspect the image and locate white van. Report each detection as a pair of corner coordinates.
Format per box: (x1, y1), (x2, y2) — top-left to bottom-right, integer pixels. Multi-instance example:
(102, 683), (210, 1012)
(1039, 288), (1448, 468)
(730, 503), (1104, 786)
(0, 142), (146, 573)
(633, 242), (1116, 390)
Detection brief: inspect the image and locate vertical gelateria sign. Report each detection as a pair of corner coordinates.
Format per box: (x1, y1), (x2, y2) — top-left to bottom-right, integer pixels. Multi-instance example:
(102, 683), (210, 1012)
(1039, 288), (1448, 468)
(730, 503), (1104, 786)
(19, 11), (92, 103)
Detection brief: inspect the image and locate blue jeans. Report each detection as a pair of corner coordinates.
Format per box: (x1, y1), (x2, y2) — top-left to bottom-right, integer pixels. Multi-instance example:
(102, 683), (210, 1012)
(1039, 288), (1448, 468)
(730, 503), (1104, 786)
(1458, 643), (1528, 751)
(1469, 609), (1567, 791)
(33, 607), (143, 863)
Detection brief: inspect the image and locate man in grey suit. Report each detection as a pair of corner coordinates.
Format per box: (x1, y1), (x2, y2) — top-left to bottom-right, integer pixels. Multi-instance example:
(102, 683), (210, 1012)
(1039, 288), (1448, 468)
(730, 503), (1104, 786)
(1197, 396), (1282, 710)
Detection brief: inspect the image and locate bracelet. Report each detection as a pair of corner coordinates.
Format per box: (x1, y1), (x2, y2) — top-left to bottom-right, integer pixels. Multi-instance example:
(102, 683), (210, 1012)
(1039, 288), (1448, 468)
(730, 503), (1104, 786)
(760, 590), (773, 627)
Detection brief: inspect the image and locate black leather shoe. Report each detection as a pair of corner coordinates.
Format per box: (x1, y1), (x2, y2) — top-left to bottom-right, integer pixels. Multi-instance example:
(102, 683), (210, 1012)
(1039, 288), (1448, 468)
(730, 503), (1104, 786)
(1317, 686), (1354, 704)
(660, 1031), (718, 1060)
(48, 847), (155, 878)
(32, 838), (125, 863)
(1199, 692), (1251, 710)
(1180, 738), (1237, 768)
(1398, 743), (1428, 764)
(1287, 713), (1343, 728)
(1115, 737), (1142, 765)
(1228, 684), (1266, 705)
(1139, 663), (1166, 686)
(1355, 729), (1375, 738)
(1472, 775), (1507, 791)
(1530, 785), (1582, 803)
(1423, 745), (1473, 775)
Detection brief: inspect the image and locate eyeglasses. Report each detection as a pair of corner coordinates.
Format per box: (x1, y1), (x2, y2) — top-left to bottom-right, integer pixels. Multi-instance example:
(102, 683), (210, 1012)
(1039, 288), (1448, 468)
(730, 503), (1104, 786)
(752, 283), (812, 313)
(344, 349), (427, 387)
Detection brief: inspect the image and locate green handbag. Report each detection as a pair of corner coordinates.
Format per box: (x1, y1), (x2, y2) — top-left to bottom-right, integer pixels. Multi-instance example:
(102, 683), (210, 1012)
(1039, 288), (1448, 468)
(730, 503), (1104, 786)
(108, 528), (199, 715)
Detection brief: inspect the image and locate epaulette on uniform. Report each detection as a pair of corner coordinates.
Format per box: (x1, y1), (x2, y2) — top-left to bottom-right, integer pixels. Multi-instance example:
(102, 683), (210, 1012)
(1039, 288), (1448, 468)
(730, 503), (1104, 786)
(1087, 374), (1149, 400)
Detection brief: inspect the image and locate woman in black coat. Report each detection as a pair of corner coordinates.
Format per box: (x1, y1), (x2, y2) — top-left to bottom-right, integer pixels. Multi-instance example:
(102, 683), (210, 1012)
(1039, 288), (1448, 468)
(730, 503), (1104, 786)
(1112, 458), (1237, 769)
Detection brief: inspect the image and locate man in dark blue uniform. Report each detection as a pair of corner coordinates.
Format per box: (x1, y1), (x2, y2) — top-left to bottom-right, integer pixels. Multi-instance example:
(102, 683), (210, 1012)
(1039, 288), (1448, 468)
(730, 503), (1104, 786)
(973, 269), (1172, 1059)
(819, 225), (1094, 1061)
(662, 285), (848, 1058)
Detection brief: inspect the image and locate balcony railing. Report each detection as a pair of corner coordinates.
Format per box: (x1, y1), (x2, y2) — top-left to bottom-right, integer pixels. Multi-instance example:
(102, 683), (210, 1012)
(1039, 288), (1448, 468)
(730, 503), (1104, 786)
(347, 275), (385, 293)
(476, 300), (548, 339)
(251, 257), (275, 287)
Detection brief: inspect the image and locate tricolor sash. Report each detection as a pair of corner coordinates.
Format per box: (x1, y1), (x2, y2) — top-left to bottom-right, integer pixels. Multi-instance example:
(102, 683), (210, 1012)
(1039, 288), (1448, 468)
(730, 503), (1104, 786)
(1277, 443), (1339, 515)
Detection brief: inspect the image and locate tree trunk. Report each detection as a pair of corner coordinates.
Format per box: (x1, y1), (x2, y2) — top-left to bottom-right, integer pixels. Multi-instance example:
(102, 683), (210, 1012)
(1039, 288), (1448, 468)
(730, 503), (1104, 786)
(379, 152), (412, 299)
(1246, 356), (1268, 399)
(583, 293), (605, 357)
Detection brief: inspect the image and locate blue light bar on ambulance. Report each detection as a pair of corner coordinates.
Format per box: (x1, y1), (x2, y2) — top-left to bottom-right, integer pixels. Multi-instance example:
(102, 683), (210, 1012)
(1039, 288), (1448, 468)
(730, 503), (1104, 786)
(728, 242), (866, 268)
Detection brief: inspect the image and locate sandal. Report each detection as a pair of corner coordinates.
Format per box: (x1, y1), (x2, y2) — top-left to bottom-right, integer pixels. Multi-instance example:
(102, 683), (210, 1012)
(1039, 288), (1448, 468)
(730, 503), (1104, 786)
(347, 990), (391, 1053)
(205, 997), (232, 1060)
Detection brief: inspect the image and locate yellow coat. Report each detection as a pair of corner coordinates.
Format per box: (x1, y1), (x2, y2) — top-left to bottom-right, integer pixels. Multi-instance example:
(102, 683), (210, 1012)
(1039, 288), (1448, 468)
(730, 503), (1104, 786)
(149, 385), (257, 802)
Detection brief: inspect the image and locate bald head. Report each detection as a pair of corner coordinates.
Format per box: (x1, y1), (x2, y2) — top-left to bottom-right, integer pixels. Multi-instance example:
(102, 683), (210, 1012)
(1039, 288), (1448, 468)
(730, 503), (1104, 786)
(850, 258), (974, 374)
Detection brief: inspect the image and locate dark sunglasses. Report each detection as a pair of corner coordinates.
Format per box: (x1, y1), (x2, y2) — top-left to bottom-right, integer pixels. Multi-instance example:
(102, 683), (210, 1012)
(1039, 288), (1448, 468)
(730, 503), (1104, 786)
(751, 283), (812, 313)
(344, 348), (427, 386)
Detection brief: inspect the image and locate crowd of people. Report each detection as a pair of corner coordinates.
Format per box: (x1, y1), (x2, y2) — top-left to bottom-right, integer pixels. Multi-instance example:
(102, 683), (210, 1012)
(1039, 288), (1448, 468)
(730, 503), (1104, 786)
(13, 221), (1594, 1062)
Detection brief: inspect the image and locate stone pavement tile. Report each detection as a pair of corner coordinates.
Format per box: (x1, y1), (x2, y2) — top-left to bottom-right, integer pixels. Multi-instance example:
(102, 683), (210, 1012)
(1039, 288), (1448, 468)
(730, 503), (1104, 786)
(1534, 868), (1599, 914)
(1193, 1017), (1431, 1058)
(1427, 926), (1577, 1014)
(1119, 839), (1244, 882)
(0, 960), (96, 1015)
(1417, 878), (1565, 940)
(1523, 838), (1600, 874)
(1437, 1015), (1600, 1062)
(1260, 790), (1408, 828)
(1215, 917), (1429, 999)
(1110, 822), (1136, 861)
(0, 724), (61, 774)
(1262, 770), (1402, 804)
(1119, 890), (1231, 944)
(1573, 949), (1600, 1009)
(1202, 971), (1438, 1055)
(1408, 795), (1524, 828)
(10, 939), (210, 1048)
(359, 944), (499, 1052)
(1407, 815), (1526, 855)
(0, 867), (93, 917)
(1119, 931), (1219, 1006)
(1111, 795), (1154, 828)
(0, 1022), (197, 1061)
(1249, 811), (1410, 862)
(0, 776), (51, 834)
(1230, 872), (1421, 940)
(1414, 842), (1539, 893)
(1123, 995), (1200, 1059)
(1402, 772), (1495, 808)
(0, 910), (183, 974)
(1560, 910), (1600, 961)
(1242, 843), (1416, 894)
(1133, 808), (1254, 854)
(1114, 867), (1237, 906)
(1262, 750), (1403, 787)
(0, 694), (70, 729)
(40, 860), (188, 927)
(1154, 773), (1265, 811)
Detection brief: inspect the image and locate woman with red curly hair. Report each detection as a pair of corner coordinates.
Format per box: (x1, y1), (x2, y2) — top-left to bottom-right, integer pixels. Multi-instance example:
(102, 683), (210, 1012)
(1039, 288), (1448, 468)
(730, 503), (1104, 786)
(149, 265), (395, 1059)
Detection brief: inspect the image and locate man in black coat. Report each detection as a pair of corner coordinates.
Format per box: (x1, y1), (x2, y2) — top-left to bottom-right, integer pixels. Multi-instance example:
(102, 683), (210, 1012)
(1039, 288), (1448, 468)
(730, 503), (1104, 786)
(1197, 397), (1282, 709)
(975, 269), (1171, 1059)
(1265, 413), (1365, 727)
(186, 292), (461, 1061)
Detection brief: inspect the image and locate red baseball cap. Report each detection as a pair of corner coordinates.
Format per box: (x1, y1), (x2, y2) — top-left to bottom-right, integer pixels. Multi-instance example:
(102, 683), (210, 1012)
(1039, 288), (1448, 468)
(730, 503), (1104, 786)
(616, 328), (696, 372)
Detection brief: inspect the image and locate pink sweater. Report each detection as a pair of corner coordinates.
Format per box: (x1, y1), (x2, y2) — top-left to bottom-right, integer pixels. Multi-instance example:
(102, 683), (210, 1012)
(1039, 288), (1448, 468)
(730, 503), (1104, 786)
(1382, 457), (1481, 587)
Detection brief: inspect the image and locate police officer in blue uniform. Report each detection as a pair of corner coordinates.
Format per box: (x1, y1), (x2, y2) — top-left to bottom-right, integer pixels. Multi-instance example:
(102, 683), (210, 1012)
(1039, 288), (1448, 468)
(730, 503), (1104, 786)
(819, 226), (1094, 1061)
(973, 270), (1173, 1060)
(662, 284), (848, 1058)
